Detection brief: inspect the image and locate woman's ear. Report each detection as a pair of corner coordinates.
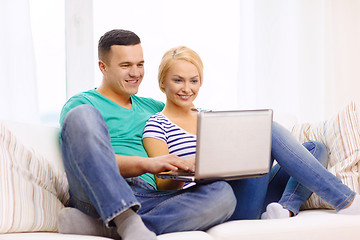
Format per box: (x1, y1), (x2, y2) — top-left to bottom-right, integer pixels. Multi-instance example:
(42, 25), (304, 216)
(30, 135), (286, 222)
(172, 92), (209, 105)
(160, 80), (165, 91)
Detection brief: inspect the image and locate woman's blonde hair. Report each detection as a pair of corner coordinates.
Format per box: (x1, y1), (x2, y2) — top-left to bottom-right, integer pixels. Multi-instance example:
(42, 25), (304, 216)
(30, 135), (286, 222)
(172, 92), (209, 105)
(158, 46), (203, 92)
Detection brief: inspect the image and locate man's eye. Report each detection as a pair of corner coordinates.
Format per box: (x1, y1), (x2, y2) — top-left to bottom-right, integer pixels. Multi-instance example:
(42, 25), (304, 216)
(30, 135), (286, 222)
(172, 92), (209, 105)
(138, 63), (144, 67)
(121, 64), (129, 68)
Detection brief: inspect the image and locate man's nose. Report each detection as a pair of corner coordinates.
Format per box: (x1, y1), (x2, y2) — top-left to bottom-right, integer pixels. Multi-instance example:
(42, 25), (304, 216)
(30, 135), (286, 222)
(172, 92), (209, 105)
(129, 66), (141, 77)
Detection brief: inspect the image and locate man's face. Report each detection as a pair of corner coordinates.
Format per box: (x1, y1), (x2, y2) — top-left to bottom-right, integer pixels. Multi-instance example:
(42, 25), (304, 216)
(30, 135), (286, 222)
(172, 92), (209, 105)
(100, 44), (144, 97)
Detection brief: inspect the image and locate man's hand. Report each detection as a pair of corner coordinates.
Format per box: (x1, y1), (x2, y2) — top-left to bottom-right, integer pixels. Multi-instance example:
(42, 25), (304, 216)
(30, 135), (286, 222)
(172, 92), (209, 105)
(141, 155), (195, 174)
(115, 154), (195, 178)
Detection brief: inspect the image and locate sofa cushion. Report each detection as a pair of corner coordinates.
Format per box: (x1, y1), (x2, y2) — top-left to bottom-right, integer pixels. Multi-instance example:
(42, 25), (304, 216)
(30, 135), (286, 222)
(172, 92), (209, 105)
(0, 122), (69, 233)
(0, 233), (113, 239)
(207, 209), (360, 240)
(291, 101), (360, 209)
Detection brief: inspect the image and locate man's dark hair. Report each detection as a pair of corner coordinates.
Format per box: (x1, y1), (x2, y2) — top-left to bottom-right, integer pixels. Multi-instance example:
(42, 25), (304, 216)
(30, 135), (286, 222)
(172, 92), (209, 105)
(98, 29), (141, 61)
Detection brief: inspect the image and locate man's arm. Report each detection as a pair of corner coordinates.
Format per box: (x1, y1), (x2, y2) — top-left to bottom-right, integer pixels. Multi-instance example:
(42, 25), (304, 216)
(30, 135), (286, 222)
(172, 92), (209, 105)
(142, 137), (195, 190)
(115, 153), (193, 179)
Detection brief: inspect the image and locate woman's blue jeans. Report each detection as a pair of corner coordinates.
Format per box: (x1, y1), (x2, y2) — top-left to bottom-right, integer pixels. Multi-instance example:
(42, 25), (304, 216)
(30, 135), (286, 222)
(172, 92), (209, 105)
(61, 105), (356, 234)
(228, 121), (355, 220)
(263, 141), (328, 215)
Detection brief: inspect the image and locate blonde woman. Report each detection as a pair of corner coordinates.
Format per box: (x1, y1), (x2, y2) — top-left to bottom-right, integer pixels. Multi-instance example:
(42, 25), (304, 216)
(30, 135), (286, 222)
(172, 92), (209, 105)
(143, 46), (360, 219)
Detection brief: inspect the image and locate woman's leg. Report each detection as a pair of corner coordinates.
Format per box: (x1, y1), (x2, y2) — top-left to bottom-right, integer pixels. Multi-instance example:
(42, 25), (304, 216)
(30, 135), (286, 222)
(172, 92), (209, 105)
(279, 141), (328, 215)
(227, 164), (273, 220)
(262, 141), (328, 218)
(271, 121), (356, 211)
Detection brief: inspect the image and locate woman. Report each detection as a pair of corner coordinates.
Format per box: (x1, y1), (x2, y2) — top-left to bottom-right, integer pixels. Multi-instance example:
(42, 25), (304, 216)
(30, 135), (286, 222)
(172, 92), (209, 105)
(143, 46), (360, 219)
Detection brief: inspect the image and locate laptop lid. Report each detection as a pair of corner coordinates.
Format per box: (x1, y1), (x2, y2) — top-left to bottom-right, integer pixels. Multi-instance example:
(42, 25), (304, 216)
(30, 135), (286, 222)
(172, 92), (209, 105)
(195, 109), (273, 181)
(156, 109), (273, 182)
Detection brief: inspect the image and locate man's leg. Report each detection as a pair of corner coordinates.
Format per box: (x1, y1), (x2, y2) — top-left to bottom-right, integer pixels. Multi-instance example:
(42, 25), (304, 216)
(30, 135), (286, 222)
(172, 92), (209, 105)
(60, 105), (155, 240)
(128, 178), (237, 235)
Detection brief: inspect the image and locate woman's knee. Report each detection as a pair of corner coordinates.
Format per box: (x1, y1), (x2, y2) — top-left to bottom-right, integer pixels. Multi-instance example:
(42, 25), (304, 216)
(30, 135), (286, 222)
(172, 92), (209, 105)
(302, 141), (329, 166)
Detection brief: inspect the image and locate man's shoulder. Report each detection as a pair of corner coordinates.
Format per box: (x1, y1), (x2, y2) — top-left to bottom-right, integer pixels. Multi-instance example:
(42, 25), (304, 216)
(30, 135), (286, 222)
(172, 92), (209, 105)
(131, 95), (165, 111)
(132, 95), (163, 104)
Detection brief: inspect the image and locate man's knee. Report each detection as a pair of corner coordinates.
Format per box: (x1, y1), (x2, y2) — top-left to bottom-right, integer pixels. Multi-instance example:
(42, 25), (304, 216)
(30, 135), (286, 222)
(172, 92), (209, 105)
(61, 105), (105, 139)
(203, 181), (237, 222)
(63, 105), (100, 126)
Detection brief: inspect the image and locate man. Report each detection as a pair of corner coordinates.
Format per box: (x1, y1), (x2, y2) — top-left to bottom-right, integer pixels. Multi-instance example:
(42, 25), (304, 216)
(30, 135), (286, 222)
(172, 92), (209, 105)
(58, 29), (236, 240)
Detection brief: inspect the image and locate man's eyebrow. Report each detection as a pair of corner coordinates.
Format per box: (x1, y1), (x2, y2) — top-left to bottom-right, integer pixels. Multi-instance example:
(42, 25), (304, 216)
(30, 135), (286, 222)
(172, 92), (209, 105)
(120, 60), (144, 65)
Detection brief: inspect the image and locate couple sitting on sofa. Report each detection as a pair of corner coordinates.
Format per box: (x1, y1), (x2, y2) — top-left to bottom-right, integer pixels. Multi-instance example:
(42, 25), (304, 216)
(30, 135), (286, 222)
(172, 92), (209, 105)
(58, 29), (360, 240)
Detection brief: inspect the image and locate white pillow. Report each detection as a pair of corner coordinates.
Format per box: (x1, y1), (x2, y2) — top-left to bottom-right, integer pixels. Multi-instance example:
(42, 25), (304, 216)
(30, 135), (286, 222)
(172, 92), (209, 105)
(0, 123), (69, 233)
(291, 101), (360, 209)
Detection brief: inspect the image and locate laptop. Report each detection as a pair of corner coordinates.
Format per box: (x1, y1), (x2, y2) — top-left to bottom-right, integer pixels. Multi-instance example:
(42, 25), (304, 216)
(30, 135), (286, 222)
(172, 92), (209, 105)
(156, 109), (273, 183)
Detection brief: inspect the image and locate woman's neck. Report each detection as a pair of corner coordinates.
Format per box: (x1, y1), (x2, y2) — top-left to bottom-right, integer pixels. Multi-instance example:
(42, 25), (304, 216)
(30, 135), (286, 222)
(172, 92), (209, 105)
(162, 102), (198, 135)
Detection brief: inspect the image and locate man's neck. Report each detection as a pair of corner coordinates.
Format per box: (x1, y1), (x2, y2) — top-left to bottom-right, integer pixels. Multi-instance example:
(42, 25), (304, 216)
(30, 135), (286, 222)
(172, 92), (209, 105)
(96, 87), (132, 109)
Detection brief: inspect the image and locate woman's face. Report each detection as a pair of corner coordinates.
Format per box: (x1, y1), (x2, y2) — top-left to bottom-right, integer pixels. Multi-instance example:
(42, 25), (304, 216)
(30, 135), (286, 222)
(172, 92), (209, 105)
(161, 60), (201, 109)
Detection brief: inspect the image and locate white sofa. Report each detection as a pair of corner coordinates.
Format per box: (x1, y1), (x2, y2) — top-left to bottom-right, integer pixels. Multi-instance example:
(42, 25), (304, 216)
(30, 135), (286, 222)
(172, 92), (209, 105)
(2, 103), (360, 240)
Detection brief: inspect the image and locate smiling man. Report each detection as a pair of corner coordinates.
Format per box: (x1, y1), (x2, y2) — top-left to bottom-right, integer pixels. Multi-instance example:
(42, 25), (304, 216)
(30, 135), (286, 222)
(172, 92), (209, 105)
(58, 29), (236, 240)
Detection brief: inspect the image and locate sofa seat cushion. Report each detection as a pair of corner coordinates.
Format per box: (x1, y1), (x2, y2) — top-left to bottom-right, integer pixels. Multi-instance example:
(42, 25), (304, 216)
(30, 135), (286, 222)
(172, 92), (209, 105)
(207, 210), (360, 240)
(0, 233), (113, 240)
(1, 231), (214, 240)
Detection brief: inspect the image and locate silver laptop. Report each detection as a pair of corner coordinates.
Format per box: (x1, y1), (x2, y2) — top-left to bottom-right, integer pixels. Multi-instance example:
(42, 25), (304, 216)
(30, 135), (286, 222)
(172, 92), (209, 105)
(156, 109), (273, 183)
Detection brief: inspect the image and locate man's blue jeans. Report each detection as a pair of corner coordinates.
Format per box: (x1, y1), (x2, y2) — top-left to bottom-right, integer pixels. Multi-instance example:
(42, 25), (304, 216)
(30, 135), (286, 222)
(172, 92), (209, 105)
(61, 105), (356, 234)
(61, 105), (236, 235)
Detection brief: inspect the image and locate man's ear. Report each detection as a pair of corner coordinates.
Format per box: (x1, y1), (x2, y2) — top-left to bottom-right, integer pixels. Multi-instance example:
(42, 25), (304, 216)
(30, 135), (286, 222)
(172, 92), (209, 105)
(99, 60), (106, 73)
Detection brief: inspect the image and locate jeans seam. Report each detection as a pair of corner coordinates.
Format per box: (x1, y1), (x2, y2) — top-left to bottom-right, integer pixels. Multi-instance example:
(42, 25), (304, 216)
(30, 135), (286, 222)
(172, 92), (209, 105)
(105, 202), (141, 227)
(273, 133), (323, 185)
(335, 192), (356, 211)
(281, 183), (301, 215)
(62, 128), (108, 220)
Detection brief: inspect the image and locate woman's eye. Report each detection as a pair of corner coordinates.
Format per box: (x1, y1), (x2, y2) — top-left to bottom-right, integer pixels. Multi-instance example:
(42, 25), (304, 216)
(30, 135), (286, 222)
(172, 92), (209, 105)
(191, 79), (199, 83)
(173, 78), (182, 83)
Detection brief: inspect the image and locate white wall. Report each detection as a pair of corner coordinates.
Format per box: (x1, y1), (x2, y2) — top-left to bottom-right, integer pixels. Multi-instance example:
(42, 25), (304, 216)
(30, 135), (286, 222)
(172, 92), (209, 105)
(92, 0), (241, 111)
(323, 0), (360, 118)
(237, 0), (360, 122)
(34, 0), (360, 124)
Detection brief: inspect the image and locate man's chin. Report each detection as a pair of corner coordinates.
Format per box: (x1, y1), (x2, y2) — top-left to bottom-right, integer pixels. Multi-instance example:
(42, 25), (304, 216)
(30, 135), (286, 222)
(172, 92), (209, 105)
(128, 89), (139, 95)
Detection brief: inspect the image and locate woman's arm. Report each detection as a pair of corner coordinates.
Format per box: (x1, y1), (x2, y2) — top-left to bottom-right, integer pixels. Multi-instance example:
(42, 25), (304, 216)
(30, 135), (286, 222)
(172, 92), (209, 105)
(143, 137), (193, 190)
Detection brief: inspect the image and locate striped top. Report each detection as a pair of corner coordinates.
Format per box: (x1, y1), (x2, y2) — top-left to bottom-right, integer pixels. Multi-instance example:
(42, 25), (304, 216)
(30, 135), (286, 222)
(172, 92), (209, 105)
(143, 112), (197, 159)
